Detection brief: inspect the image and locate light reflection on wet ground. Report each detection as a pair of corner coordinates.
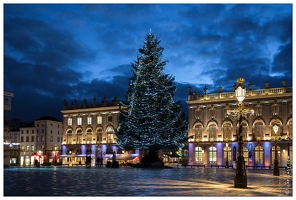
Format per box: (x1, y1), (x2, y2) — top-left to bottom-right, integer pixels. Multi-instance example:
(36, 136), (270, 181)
(3, 167), (292, 196)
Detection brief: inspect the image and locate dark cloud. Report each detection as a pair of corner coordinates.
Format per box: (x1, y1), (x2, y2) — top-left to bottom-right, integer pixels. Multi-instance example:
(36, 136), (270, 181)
(3, 4), (292, 122)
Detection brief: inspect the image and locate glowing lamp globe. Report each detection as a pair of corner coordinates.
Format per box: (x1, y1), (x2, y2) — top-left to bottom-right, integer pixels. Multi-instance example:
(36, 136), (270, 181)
(235, 77), (246, 104)
(235, 86), (246, 103)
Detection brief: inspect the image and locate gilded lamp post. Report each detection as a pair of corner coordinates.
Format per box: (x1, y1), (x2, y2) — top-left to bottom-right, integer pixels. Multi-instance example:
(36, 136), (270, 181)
(272, 125), (280, 176)
(227, 77), (254, 188)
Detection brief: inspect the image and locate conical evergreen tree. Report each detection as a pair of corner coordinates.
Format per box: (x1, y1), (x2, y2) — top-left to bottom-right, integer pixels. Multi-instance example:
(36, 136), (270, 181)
(116, 31), (188, 155)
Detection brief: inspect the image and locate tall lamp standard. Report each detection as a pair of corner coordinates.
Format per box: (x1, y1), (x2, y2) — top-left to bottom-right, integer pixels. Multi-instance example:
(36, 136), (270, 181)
(227, 77), (254, 188)
(272, 125), (280, 176)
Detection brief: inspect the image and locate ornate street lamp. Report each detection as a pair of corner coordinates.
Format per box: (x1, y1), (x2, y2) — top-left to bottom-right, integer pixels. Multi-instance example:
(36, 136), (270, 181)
(227, 77), (254, 188)
(225, 142), (229, 168)
(272, 125), (280, 176)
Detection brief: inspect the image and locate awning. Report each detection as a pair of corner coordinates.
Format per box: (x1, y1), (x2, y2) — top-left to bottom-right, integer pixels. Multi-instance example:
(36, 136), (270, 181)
(106, 154), (139, 161)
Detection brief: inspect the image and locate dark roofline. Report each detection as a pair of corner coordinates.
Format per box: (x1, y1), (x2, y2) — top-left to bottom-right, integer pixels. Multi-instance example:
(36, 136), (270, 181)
(35, 116), (62, 122)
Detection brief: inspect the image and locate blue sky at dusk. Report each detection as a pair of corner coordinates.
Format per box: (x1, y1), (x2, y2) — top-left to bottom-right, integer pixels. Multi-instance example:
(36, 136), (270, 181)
(3, 3), (293, 123)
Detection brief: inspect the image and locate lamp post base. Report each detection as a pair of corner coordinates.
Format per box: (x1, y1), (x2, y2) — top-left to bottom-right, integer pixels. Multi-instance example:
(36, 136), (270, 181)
(225, 160), (229, 168)
(273, 160), (280, 176)
(234, 156), (247, 188)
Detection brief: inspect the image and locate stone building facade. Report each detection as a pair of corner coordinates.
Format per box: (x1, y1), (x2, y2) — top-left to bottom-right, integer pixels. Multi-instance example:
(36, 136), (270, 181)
(186, 78), (292, 168)
(60, 97), (140, 166)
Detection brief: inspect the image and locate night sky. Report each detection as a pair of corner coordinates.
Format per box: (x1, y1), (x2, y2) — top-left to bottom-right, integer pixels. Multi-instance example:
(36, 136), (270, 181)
(3, 3), (292, 123)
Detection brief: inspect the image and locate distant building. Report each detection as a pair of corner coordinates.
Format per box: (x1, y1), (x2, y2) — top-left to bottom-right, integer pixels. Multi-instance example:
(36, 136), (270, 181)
(3, 91), (18, 167)
(19, 116), (63, 166)
(60, 97), (139, 166)
(186, 78), (292, 168)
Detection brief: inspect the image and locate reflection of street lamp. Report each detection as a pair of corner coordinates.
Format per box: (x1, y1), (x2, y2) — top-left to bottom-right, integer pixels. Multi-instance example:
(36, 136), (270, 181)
(52, 146), (58, 166)
(227, 77), (254, 188)
(225, 142), (229, 168)
(272, 125), (280, 176)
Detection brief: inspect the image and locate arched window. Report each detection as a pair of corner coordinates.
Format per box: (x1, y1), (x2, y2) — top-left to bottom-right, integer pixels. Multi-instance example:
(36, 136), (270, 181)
(222, 122), (231, 141)
(194, 124), (202, 142)
(194, 147), (203, 164)
(97, 128), (103, 143)
(209, 124), (216, 142)
(255, 146), (264, 165)
(254, 121), (264, 140)
(209, 146), (217, 164)
(76, 148), (82, 155)
(223, 145), (231, 165)
(77, 130), (82, 144)
(86, 129), (92, 144)
(106, 127), (115, 143)
(86, 148), (92, 154)
(67, 130), (72, 144)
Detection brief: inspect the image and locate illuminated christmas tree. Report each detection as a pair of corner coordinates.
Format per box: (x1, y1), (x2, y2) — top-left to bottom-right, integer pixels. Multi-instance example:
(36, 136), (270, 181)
(116, 31), (188, 163)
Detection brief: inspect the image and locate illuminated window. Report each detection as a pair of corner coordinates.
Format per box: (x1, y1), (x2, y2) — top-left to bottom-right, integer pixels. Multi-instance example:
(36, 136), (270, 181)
(272, 101), (280, 116)
(222, 122), (231, 141)
(68, 118), (72, 126)
(26, 146), (30, 152)
(223, 146), (231, 164)
(255, 146), (264, 165)
(209, 124), (216, 142)
(107, 127), (115, 143)
(194, 147), (203, 164)
(209, 146), (217, 164)
(243, 146), (248, 159)
(87, 117), (92, 125)
(77, 130), (82, 144)
(50, 136), (53, 142)
(254, 121), (264, 140)
(97, 116), (102, 124)
(194, 124), (202, 142)
(41, 136), (45, 142)
(209, 106), (216, 119)
(67, 130), (73, 144)
(86, 129), (92, 144)
(97, 128), (103, 142)
(77, 117), (82, 126)
(195, 108), (201, 119)
(255, 103), (262, 116)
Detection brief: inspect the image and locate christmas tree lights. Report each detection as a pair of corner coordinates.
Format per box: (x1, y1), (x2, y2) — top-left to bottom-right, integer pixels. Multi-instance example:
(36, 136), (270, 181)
(116, 31), (188, 152)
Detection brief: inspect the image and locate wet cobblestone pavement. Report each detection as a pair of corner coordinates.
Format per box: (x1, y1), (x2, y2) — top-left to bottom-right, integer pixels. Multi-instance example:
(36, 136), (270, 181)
(3, 166), (293, 196)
